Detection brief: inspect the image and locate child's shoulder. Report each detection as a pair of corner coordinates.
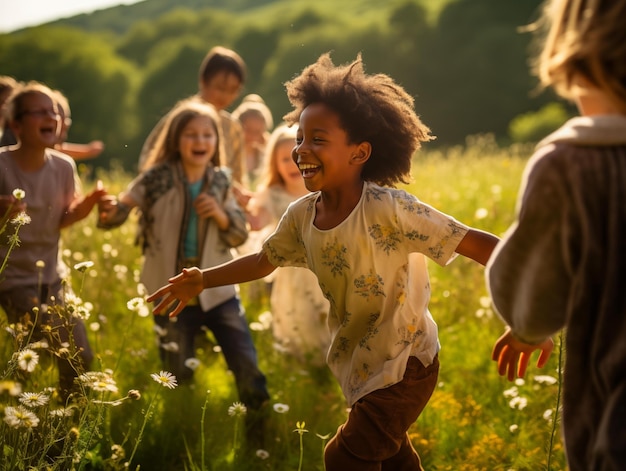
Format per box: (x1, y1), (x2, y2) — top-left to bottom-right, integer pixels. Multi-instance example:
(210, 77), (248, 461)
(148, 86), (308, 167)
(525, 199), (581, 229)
(364, 182), (415, 204)
(47, 148), (78, 171)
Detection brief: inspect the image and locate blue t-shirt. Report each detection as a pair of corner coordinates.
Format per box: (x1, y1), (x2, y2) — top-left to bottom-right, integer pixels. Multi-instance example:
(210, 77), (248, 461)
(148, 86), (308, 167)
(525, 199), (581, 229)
(184, 180), (203, 259)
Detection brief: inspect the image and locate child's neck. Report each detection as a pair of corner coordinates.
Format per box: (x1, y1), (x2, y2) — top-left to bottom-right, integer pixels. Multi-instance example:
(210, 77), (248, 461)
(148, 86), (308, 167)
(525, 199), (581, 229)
(10, 145), (47, 172)
(184, 164), (208, 184)
(314, 180), (364, 230)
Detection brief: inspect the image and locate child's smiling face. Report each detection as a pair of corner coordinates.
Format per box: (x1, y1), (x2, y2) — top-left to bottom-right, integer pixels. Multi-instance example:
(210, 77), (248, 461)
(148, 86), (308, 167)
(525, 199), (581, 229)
(178, 115), (218, 172)
(294, 102), (363, 192)
(12, 92), (60, 149)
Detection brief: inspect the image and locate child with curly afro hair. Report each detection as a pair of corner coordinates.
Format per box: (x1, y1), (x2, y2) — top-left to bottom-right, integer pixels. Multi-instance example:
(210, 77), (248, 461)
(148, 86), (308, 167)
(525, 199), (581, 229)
(148, 53), (511, 469)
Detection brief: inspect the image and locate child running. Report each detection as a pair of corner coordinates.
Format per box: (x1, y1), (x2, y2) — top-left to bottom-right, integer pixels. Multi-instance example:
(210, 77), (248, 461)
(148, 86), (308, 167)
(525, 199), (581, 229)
(98, 99), (269, 419)
(149, 53), (499, 470)
(487, 0), (626, 469)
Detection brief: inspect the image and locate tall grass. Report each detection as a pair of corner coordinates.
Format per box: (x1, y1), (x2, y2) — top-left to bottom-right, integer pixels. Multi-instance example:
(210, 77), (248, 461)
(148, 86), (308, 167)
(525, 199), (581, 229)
(1, 138), (566, 470)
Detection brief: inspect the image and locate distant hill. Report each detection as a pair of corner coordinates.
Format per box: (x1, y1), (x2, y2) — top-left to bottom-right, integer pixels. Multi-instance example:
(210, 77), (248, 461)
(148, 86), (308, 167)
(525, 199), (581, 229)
(42, 0), (450, 35)
(43, 0), (276, 34)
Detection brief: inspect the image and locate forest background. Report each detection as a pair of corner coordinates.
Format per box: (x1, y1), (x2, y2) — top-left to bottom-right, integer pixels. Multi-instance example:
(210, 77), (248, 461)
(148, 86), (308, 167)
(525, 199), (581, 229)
(0, 0), (571, 172)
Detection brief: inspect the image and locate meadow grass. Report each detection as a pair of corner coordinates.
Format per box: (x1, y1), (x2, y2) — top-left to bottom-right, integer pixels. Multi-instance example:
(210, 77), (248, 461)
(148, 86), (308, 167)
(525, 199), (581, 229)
(0, 137), (567, 470)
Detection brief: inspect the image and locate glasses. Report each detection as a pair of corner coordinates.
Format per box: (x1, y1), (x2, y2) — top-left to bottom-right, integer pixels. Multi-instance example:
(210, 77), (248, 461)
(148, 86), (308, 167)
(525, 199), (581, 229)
(18, 109), (59, 119)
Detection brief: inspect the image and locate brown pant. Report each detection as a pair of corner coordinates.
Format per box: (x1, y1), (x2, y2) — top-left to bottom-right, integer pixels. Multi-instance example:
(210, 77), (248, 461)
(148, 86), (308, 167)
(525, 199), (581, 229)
(325, 355), (439, 471)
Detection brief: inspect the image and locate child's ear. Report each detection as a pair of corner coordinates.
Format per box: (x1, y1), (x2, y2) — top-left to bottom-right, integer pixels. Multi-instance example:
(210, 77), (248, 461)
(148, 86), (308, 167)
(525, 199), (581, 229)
(351, 141), (371, 165)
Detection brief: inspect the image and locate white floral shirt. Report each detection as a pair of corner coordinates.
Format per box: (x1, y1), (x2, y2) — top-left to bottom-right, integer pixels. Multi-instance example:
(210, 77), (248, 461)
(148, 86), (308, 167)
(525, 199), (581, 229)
(263, 181), (468, 404)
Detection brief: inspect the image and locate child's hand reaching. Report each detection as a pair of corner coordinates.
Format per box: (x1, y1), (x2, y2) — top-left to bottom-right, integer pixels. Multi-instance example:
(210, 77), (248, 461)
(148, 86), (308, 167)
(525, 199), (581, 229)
(492, 328), (554, 381)
(147, 267), (204, 317)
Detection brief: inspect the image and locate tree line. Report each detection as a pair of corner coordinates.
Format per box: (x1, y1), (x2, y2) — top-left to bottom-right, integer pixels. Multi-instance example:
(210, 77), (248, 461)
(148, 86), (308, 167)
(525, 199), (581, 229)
(0, 0), (564, 170)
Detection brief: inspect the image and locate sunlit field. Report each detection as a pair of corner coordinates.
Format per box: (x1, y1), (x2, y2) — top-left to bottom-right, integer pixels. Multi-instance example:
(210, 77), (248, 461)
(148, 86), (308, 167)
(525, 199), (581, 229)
(1, 136), (567, 470)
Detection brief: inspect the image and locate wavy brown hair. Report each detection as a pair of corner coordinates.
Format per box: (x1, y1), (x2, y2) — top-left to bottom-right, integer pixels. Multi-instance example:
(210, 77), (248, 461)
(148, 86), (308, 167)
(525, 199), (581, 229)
(142, 99), (222, 171)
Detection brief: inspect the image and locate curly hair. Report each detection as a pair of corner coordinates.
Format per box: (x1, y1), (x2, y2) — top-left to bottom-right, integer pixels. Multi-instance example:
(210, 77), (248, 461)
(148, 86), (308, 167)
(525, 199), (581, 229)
(283, 53), (433, 187)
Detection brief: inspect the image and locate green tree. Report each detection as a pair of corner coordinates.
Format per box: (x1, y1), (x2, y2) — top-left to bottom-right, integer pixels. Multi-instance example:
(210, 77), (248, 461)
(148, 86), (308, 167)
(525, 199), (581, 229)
(0, 26), (140, 169)
(508, 102), (573, 144)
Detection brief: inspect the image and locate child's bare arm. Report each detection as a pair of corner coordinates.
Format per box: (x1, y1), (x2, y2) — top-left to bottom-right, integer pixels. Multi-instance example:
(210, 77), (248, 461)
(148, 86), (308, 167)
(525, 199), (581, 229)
(455, 228), (500, 266)
(148, 251), (276, 317)
(97, 193), (137, 229)
(60, 180), (107, 228)
(492, 328), (554, 381)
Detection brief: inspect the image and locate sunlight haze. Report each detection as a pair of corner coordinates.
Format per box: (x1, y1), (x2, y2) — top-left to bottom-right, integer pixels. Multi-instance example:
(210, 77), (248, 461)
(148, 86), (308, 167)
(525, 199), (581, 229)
(0, 0), (142, 33)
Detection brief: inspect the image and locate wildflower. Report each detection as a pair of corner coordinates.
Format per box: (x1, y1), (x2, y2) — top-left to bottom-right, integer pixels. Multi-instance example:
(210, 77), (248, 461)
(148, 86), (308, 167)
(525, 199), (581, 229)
(256, 449), (270, 460)
(273, 403), (290, 414)
(509, 424), (519, 433)
(153, 324), (168, 337)
(0, 380), (22, 396)
(474, 207), (489, 219)
(249, 321), (266, 331)
(89, 322), (101, 332)
(27, 340), (49, 349)
(74, 260), (95, 273)
(543, 409), (553, 421)
(514, 378), (525, 386)
(533, 375), (558, 385)
(184, 358), (201, 371)
(50, 408), (75, 418)
(502, 386), (518, 398)
(11, 212), (31, 226)
(3, 405), (39, 429)
(161, 342), (179, 353)
(127, 389), (141, 400)
(17, 349), (39, 372)
(12, 188), (25, 200)
(78, 371), (119, 393)
(258, 311), (273, 329)
(294, 421), (308, 433)
(151, 371), (178, 389)
(111, 444), (125, 460)
(508, 396), (528, 410)
(228, 402), (247, 417)
(35, 260), (45, 269)
(127, 297), (150, 317)
(19, 391), (50, 408)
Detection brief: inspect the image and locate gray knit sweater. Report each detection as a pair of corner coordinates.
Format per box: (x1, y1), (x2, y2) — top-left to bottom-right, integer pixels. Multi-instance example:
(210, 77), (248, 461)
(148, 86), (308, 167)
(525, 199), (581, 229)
(487, 115), (626, 471)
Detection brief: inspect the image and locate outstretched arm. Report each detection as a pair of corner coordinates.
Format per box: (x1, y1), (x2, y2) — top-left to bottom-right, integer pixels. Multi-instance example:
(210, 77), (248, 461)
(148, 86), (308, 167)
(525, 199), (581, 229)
(491, 328), (554, 381)
(60, 180), (107, 228)
(455, 228), (499, 266)
(147, 250), (276, 317)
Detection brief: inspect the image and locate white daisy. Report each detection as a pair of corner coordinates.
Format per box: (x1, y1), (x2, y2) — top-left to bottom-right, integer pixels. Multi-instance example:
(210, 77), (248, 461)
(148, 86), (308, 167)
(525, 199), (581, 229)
(150, 371), (178, 389)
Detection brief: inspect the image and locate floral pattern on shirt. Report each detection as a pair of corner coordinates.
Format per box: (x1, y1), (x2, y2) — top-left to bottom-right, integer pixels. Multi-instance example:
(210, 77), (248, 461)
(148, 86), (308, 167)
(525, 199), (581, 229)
(354, 271), (386, 299)
(321, 239), (350, 276)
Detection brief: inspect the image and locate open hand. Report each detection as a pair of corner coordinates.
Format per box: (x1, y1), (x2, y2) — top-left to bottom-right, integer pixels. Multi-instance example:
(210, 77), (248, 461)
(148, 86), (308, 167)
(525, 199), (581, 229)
(147, 267), (204, 317)
(492, 328), (554, 381)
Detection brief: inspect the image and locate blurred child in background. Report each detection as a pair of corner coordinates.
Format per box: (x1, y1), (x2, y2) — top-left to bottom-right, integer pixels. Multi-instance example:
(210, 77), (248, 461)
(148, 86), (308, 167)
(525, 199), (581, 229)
(0, 81), (105, 399)
(245, 123), (330, 367)
(232, 94), (274, 186)
(98, 99), (270, 426)
(52, 89), (104, 161)
(139, 46), (247, 187)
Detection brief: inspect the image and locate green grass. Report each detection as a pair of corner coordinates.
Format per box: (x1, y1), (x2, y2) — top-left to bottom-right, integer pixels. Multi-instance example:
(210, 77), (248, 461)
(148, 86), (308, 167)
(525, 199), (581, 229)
(0, 138), (566, 470)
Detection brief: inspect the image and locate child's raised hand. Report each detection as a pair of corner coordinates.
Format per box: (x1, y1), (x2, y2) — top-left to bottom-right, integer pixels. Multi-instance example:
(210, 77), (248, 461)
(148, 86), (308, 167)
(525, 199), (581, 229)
(147, 267), (204, 317)
(194, 193), (224, 219)
(492, 328), (554, 381)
